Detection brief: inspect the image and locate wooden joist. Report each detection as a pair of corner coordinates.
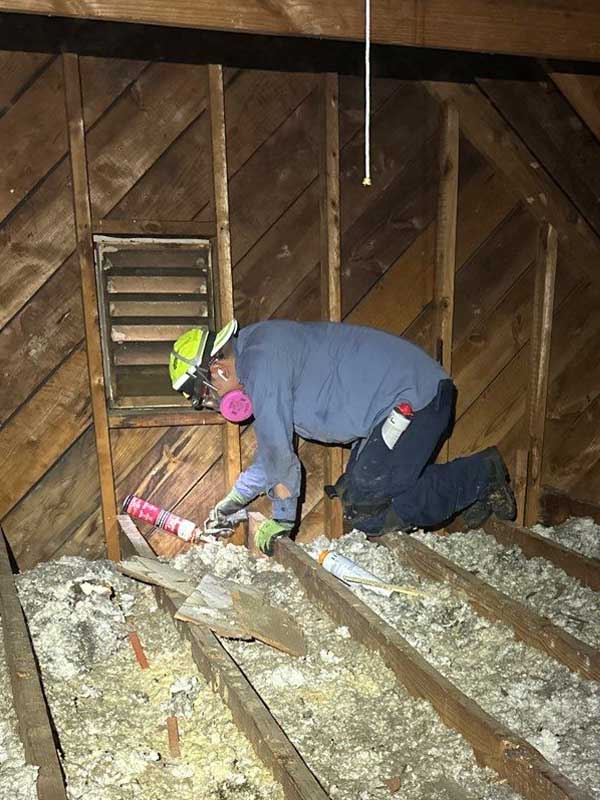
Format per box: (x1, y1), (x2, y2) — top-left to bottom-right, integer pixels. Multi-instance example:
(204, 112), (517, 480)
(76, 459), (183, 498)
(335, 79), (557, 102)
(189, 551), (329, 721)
(117, 516), (330, 800)
(381, 533), (600, 681)
(273, 536), (592, 800)
(2, 1), (600, 61)
(0, 528), (67, 800)
(540, 486), (600, 527)
(484, 517), (600, 593)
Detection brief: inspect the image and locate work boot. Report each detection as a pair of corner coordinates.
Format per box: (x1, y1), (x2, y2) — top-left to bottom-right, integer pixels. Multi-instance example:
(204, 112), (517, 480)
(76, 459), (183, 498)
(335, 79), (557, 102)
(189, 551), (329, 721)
(477, 447), (517, 523)
(352, 504), (415, 537)
(460, 499), (492, 530)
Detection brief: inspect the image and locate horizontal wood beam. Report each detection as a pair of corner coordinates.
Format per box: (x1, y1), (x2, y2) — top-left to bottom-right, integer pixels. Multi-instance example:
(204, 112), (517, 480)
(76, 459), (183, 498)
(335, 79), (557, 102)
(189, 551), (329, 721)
(107, 408), (226, 429)
(94, 218), (217, 238)
(2, 1), (600, 61)
(484, 517), (600, 592)
(540, 486), (600, 527)
(381, 533), (600, 681)
(274, 536), (591, 800)
(0, 527), (67, 800)
(118, 516), (330, 800)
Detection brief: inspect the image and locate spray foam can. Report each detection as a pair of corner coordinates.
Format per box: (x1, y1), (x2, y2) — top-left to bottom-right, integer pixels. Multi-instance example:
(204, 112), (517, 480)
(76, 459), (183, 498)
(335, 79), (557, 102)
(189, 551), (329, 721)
(122, 495), (199, 542)
(318, 550), (393, 597)
(381, 402), (414, 450)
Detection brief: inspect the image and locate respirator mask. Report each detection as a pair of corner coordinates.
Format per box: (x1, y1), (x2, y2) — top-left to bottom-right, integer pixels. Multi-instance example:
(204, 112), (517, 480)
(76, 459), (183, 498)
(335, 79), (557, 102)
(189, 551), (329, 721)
(169, 321), (253, 423)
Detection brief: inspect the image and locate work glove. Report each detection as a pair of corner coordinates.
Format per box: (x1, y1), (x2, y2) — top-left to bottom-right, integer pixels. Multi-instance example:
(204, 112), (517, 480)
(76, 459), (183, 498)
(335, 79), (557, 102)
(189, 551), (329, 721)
(214, 488), (249, 521)
(254, 519), (293, 556)
(205, 488), (250, 534)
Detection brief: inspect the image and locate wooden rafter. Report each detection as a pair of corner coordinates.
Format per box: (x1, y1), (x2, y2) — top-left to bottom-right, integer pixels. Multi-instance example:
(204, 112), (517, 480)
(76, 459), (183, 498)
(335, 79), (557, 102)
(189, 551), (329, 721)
(319, 73), (343, 540)
(422, 80), (599, 282)
(2, 1), (600, 61)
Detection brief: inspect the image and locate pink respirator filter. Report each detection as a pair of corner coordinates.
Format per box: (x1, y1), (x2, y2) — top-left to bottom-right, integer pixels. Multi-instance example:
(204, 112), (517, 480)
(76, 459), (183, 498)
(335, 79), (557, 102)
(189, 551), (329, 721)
(220, 389), (253, 422)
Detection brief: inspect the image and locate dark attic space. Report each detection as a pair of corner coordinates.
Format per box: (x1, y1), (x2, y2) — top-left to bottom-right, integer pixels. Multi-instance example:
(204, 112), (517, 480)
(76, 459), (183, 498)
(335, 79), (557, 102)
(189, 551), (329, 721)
(1, 4), (600, 800)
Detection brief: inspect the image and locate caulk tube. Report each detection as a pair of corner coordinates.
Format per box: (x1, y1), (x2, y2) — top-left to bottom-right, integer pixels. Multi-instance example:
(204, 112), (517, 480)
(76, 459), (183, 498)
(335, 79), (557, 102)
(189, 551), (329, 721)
(122, 495), (199, 542)
(381, 402), (414, 450)
(318, 550), (393, 598)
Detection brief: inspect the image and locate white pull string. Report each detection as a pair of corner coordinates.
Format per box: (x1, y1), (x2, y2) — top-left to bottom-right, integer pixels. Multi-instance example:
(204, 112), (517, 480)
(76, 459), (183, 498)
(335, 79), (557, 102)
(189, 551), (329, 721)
(362, 0), (372, 186)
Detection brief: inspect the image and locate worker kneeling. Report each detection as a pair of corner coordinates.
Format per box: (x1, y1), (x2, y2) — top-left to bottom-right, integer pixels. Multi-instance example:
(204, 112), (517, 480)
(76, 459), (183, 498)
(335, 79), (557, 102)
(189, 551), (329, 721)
(169, 320), (516, 555)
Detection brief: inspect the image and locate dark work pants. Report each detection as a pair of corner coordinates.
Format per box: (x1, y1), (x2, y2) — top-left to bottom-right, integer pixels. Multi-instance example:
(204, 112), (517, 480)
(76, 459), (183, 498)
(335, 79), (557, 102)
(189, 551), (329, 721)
(344, 380), (489, 529)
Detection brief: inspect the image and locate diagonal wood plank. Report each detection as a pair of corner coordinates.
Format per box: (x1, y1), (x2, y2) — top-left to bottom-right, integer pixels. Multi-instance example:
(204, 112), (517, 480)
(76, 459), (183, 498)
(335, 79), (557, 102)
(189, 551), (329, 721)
(0, 61), (210, 330)
(546, 67), (600, 147)
(477, 71), (600, 239)
(0, 345), (91, 517)
(422, 80), (599, 282)
(0, 55), (146, 223)
(0, 50), (52, 114)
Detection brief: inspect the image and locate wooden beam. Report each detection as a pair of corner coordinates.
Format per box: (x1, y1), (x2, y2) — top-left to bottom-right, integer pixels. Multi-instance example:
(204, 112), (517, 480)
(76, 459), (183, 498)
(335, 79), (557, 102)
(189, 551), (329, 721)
(540, 485), (600, 527)
(319, 73), (343, 540)
(108, 408), (225, 429)
(484, 517), (600, 592)
(208, 63), (244, 545)
(273, 536), (591, 800)
(525, 224), (558, 526)
(476, 72), (600, 241)
(433, 100), (458, 374)
(93, 218), (216, 238)
(3, 1), (600, 61)
(514, 448), (529, 527)
(381, 533), (600, 681)
(62, 52), (120, 561)
(0, 528), (67, 800)
(117, 516), (330, 800)
(422, 81), (599, 283)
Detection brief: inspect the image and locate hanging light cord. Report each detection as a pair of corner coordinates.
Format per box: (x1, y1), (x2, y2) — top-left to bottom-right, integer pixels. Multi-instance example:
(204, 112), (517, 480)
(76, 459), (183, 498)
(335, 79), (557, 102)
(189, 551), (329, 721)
(362, 0), (372, 186)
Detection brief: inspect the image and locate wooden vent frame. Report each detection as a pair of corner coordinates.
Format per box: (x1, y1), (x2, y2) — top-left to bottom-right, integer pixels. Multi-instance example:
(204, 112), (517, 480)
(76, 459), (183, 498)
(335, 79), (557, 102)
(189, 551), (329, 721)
(93, 234), (217, 410)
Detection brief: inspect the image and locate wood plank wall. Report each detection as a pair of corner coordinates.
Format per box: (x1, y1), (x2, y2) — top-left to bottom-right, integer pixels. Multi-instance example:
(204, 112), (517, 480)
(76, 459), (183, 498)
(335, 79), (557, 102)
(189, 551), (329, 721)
(1, 51), (599, 566)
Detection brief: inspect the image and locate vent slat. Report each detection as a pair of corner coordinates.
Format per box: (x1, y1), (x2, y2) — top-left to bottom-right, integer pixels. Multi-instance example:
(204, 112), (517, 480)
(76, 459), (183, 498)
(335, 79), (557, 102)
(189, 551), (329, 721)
(113, 342), (173, 366)
(110, 300), (209, 317)
(107, 276), (207, 294)
(111, 324), (194, 342)
(105, 248), (210, 269)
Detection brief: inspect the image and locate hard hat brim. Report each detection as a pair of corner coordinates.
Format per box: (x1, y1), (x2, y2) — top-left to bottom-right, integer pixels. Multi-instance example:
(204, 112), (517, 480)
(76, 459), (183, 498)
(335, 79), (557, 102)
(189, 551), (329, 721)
(211, 319), (238, 357)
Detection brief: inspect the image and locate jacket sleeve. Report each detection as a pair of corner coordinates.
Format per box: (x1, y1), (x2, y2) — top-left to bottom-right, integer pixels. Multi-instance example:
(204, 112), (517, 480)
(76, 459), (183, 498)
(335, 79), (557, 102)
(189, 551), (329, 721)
(233, 460), (268, 502)
(242, 331), (300, 522)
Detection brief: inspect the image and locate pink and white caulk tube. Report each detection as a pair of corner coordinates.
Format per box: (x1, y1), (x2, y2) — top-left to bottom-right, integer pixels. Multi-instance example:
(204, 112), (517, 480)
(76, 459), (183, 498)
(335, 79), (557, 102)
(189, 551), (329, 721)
(122, 495), (200, 542)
